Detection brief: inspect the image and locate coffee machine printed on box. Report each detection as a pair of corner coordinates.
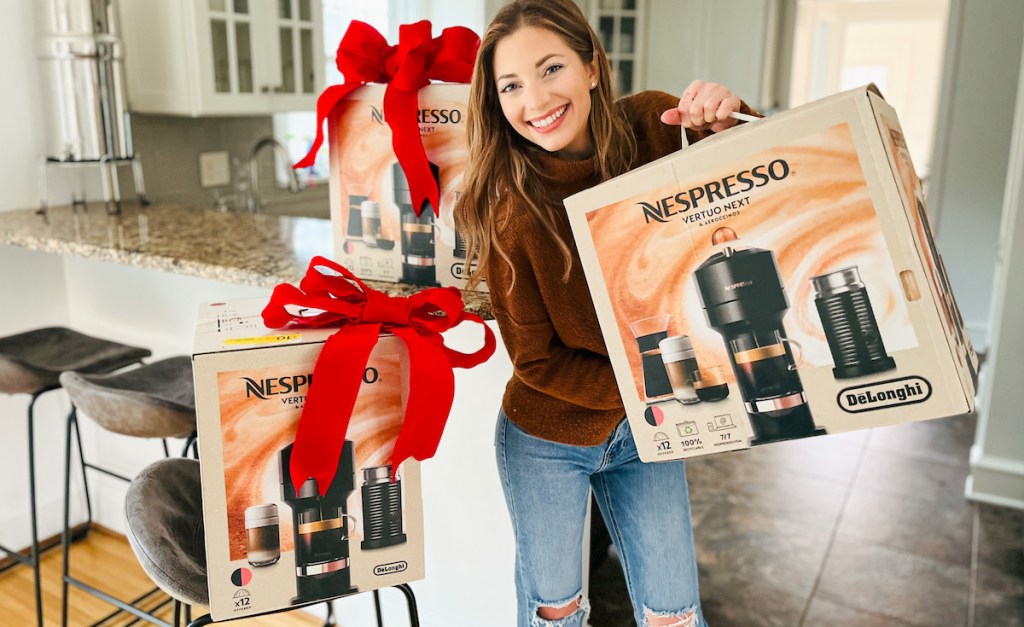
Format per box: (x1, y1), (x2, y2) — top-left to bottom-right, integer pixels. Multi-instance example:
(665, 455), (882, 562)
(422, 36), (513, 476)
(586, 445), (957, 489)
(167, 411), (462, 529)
(564, 86), (977, 463)
(327, 85), (485, 290)
(193, 302), (425, 620)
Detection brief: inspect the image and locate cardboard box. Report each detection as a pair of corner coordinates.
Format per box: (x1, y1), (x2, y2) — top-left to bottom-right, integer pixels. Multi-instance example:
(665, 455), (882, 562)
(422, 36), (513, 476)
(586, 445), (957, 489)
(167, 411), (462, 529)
(328, 84), (484, 290)
(564, 85), (978, 462)
(193, 297), (424, 620)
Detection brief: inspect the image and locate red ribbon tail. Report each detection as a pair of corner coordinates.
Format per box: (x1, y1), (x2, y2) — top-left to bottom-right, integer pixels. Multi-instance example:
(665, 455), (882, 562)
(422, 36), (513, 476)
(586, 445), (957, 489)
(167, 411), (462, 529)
(384, 87), (440, 217)
(290, 325), (381, 495)
(293, 83), (365, 170)
(444, 313), (497, 369)
(389, 328), (454, 477)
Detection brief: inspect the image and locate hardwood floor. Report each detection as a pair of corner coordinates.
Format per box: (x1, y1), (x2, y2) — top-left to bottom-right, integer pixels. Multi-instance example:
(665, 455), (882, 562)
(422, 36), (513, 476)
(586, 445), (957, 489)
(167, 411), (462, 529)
(0, 526), (321, 626)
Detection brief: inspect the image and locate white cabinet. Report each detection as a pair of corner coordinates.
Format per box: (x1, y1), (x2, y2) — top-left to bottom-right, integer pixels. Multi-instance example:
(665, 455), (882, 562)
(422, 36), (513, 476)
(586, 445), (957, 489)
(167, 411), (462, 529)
(119, 0), (324, 116)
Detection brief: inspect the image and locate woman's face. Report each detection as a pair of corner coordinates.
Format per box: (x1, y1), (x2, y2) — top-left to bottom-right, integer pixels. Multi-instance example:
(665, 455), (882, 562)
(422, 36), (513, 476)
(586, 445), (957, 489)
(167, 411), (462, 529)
(492, 26), (598, 160)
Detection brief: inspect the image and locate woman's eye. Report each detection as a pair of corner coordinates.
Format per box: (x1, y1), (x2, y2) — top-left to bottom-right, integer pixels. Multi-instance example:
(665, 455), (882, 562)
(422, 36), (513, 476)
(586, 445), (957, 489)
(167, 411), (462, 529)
(544, 64), (563, 76)
(499, 82), (518, 94)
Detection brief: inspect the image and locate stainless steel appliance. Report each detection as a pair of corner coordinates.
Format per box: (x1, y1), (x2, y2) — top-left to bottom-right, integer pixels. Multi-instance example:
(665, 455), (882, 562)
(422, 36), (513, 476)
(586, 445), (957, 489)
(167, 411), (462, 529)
(35, 0), (147, 213)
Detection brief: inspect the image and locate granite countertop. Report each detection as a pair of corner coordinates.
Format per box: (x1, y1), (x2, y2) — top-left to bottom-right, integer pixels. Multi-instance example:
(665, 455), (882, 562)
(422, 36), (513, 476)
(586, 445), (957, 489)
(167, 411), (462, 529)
(0, 203), (493, 318)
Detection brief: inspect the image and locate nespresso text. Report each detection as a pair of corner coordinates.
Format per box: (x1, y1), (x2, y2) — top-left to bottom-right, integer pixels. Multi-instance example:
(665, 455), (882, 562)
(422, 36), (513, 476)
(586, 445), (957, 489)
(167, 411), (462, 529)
(370, 105), (463, 125)
(417, 108), (462, 124)
(638, 159), (791, 223)
(243, 367), (379, 400)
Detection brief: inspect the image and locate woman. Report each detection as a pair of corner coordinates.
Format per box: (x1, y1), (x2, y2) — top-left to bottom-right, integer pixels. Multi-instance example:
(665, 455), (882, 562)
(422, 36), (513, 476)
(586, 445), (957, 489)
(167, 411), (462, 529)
(455, 1), (754, 624)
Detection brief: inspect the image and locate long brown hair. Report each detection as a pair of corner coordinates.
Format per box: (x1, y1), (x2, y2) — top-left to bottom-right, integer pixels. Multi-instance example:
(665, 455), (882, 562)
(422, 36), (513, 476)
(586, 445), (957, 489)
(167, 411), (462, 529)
(455, 0), (636, 290)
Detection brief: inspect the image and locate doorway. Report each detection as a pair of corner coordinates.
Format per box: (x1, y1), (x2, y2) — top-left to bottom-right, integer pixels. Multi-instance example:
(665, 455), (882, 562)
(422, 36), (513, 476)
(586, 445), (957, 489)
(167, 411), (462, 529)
(789, 0), (949, 178)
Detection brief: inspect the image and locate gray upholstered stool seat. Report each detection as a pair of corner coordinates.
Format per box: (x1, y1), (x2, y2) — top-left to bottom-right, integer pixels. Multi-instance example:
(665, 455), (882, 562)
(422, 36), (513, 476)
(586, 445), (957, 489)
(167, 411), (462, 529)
(0, 326), (152, 394)
(124, 457), (208, 606)
(59, 356), (196, 439)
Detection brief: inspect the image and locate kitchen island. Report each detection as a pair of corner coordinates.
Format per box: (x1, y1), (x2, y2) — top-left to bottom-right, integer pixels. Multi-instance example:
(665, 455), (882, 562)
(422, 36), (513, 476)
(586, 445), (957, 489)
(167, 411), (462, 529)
(0, 203), (513, 626)
(0, 203), (492, 316)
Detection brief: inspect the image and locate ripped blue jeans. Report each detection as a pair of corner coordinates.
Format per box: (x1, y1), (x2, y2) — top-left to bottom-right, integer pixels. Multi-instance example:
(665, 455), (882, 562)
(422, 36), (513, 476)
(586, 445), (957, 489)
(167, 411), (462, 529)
(496, 410), (706, 627)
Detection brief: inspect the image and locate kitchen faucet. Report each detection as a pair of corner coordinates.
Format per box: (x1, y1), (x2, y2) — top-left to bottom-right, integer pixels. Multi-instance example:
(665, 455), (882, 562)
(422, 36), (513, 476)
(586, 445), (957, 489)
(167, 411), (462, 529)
(248, 137), (302, 212)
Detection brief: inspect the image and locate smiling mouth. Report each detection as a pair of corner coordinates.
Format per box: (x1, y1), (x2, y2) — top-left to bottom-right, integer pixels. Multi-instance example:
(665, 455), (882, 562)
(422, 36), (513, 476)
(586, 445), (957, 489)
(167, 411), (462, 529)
(528, 104), (569, 129)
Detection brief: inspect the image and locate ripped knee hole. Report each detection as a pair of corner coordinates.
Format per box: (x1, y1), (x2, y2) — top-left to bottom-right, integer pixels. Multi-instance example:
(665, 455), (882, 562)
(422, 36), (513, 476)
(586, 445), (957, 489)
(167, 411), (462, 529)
(644, 606), (698, 627)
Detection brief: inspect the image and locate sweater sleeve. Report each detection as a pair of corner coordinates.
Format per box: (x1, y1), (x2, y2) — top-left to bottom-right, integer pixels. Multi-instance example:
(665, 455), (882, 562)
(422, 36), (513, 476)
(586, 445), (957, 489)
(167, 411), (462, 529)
(486, 224), (624, 412)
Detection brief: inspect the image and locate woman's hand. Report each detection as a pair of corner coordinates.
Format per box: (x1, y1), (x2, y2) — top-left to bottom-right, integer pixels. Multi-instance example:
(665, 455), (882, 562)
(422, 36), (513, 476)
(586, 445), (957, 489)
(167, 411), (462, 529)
(660, 80), (742, 133)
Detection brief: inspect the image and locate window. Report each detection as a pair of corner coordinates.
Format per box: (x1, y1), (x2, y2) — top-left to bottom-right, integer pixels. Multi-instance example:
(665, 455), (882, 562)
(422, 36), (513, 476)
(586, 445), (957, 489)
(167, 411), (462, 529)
(588, 0), (646, 96)
(273, 0), (391, 184)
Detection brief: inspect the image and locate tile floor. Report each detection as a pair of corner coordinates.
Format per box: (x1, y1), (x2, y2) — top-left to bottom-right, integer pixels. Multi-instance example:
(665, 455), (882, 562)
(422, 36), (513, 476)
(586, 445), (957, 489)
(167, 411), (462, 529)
(588, 411), (1024, 626)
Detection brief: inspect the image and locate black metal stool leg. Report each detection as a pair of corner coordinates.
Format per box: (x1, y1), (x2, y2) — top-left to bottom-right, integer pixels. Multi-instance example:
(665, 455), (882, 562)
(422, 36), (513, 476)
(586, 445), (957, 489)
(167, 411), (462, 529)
(62, 405), (171, 627)
(181, 431), (198, 459)
(72, 412), (93, 529)
(395, 584), (421, 627)
(61, 406), (77, 627)
(26, 391), (45, 627)
(373, 590), (383, 627)
(186, 612), (213, 627)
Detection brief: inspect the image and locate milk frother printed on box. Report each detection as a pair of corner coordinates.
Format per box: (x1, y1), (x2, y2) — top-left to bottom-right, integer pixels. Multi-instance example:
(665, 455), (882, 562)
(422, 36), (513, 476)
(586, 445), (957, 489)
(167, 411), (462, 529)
(693, 227), (826, 445)
(280, 441), (357, 604)
(360, 464), (407, 550)
(810, 266), (897, 379)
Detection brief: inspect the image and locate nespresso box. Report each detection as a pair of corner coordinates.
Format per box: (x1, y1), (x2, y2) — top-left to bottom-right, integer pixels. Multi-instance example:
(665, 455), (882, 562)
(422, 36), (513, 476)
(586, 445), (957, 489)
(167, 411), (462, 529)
(327, 84), (484, 291)
(192, 298), (424, 620)
(564, 85), (978, 462)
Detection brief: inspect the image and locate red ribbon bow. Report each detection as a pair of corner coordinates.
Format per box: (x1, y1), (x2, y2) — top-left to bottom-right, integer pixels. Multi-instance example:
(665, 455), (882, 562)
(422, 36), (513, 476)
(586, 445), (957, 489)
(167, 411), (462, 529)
(263, 257), (495, 494)
(293, 20), (480, 217)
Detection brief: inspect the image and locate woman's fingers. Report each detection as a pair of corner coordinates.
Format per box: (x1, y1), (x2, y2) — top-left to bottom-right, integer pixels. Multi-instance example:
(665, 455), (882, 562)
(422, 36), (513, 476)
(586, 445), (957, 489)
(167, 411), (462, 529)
(661, 80), (741, 132)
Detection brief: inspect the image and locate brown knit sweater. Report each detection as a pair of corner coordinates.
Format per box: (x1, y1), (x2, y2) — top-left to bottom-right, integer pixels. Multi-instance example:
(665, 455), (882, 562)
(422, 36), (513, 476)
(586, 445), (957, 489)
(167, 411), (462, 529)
(487, 90), (754, 445)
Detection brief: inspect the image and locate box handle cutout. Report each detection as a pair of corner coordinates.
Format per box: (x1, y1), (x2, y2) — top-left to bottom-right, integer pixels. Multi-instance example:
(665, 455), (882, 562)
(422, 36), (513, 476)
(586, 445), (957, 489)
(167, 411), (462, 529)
(899, 270), (921, 301)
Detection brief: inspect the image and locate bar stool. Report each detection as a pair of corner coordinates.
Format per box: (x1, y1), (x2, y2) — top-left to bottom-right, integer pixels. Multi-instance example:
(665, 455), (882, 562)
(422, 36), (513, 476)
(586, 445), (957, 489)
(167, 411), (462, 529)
(125, 457), (421, 627)
(59, 355), (197, 626)
(0, 326), (151, 627)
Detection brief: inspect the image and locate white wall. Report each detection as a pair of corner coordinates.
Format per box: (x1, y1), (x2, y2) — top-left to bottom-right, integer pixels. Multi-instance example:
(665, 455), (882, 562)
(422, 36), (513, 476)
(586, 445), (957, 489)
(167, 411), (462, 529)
(927, 0), (1024, 350)
(0, 0), (46, 211)
(966, 35), (1024, 511)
